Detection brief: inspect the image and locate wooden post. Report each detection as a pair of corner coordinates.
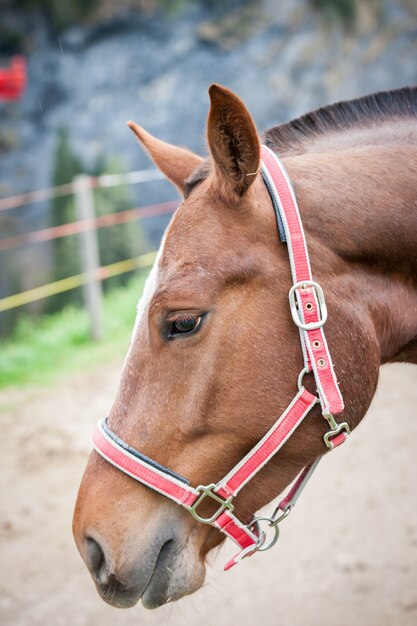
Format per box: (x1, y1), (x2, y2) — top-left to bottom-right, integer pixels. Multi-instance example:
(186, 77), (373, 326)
(74, 174), (103, 341)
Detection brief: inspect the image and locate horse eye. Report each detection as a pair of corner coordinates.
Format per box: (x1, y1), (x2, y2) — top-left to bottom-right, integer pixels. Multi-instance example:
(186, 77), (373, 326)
(169, 315), (202, 338)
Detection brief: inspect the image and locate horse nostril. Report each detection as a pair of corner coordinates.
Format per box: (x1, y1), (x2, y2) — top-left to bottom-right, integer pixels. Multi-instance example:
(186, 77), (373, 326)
(85, 536), (108, 584)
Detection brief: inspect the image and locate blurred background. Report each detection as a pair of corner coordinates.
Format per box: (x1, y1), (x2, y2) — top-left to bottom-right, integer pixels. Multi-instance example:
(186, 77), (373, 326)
(0, 1), (416, 625)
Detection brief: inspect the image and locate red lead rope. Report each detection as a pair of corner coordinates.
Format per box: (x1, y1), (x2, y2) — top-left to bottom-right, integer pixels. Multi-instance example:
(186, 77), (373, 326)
(91, 146), (350, 569)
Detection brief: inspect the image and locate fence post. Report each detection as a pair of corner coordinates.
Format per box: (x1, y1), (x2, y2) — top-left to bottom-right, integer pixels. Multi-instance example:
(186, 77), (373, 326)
(73, 174), (103, 341)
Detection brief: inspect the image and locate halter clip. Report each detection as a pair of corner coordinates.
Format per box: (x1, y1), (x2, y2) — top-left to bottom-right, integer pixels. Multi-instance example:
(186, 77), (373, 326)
(323, 413), (351, 449)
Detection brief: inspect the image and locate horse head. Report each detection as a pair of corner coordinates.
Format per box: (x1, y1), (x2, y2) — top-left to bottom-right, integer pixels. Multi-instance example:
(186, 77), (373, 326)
(73, 84), (400, 609)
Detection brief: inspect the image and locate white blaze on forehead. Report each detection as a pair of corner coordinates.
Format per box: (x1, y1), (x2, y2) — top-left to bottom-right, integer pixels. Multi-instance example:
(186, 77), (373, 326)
(133, 235), (166, 335)
(122, 222), (170, 370)
(135, 237), (165, 334)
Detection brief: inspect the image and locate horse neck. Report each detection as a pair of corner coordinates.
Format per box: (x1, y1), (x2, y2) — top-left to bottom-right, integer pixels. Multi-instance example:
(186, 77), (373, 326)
(282, 129), (417, 365)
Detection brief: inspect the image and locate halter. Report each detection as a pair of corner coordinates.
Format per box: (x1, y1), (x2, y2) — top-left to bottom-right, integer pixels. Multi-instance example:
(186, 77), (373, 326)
(92, 145), (350, 570)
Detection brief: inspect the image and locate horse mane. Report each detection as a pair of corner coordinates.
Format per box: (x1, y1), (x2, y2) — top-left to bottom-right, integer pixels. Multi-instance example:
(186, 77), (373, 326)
(184, 86), (417, 197)
(264, 86), (417, 156)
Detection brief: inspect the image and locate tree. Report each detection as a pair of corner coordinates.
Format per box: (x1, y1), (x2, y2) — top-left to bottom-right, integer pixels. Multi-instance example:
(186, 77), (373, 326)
(48, 127), (84, 311)
(48, 128), (150, 312)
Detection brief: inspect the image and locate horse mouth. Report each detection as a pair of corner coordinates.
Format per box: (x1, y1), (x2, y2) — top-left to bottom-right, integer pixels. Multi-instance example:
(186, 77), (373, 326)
(141, 539), (177, 609)
(95, 539), (204, 609)
(97, 575), (142, 608)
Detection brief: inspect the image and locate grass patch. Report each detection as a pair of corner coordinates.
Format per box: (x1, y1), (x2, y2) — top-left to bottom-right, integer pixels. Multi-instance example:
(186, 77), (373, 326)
(0, 271), (148, 389)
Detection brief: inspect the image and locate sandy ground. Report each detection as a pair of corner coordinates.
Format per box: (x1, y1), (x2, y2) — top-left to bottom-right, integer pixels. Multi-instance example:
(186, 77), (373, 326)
(0, 361), (416, 626)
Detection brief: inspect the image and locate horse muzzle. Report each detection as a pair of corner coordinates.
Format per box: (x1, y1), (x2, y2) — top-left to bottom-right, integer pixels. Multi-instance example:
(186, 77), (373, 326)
(73, 456), (207, 608)
(85, 534), (195, 608)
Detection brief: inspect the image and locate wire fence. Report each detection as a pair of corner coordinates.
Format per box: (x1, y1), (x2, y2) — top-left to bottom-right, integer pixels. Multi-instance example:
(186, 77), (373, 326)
(0, 200), (177, 251)
(0, 168), (164, 212)
(0, 169), (177, 338)
(0, 251), (157, 313)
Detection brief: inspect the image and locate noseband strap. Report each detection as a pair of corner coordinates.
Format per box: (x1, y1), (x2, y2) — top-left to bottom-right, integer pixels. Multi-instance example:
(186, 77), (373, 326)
(91, 145), (350, 570)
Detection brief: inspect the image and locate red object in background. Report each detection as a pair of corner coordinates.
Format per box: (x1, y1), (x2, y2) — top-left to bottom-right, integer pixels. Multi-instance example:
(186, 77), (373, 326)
(0, 55), (27, 101)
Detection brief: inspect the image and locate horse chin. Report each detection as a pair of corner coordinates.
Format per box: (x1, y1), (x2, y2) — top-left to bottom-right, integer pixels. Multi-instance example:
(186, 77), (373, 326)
(141, 541), (206, 609)
(142, 561), (205, 609)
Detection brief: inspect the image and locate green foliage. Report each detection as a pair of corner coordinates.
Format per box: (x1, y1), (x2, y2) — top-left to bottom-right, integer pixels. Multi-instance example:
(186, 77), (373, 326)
(0, 26), (24, 54)
(0, 270), (148, 388)
(49, 129), (150, 312)
(311, 0), (358, 26)
(49, 127), (83, 311)
(8, 0), (261, 29)
(92, 156), (150, 292)
(156, 0), (255, 19)
(14, 0), (99, 30)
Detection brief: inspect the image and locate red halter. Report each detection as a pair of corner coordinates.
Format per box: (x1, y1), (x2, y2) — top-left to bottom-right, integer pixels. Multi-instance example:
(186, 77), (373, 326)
(92, 145), (350, 570)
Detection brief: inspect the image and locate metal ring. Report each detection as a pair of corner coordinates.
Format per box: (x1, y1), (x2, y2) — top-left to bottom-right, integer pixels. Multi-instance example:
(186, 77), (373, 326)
(297, 367), (308, 392)
(250, 516), (280, 552)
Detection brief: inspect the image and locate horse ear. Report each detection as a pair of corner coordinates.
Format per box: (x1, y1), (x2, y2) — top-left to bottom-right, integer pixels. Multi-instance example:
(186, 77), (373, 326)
(207, 84), (260, 198)
(127, 121), (204, 195)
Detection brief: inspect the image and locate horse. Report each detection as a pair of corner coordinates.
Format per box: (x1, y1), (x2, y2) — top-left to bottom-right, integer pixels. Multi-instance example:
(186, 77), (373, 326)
(73, 84), (417, 609)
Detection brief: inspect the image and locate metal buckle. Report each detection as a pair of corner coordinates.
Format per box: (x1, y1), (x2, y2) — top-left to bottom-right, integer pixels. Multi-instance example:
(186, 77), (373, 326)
(288, 280), (328, 331)
(190, 484), (234, 524)
(323, 413), (351, 449)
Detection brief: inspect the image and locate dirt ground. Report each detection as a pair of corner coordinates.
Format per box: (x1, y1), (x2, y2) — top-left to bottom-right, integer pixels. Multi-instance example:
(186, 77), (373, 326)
(1, 361), (416, 626)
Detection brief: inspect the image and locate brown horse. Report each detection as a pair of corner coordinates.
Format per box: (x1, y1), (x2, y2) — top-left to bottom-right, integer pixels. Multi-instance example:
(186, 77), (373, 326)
(73, 84), (417, 609)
